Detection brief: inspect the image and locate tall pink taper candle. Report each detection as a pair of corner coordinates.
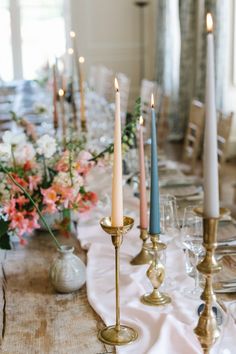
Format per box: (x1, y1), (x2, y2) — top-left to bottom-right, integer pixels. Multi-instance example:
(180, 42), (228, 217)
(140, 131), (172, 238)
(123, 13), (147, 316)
(139, 116), (148, 229)
(111, 78), (123, 227)
(203, 13), (219, 218)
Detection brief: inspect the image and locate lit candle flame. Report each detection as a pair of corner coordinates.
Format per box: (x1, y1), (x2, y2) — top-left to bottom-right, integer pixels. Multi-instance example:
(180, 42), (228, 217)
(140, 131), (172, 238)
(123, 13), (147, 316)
(114, 78), (119, 92)
(70, 30), (76, 38)
(206, 13), (213, 33)
(58, 89), (64, 97)
(151, 93), (154, 108)
(68, 47), (74, 55)
(139, 116), (144, 125)
(79, 56), (85, 64)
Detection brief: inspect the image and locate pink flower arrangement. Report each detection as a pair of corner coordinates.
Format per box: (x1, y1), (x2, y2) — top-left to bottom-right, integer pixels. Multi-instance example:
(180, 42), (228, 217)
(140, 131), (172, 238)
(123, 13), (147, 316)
(0, 131), (97, 245)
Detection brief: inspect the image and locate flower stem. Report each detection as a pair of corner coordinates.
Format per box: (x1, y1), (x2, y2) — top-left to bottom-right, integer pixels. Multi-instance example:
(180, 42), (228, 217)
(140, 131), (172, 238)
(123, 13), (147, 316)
(0, 163), (61, 249)
(11, 146), (16, 171)
(69, 147), (74, 187)
(42, 155), (50, 182)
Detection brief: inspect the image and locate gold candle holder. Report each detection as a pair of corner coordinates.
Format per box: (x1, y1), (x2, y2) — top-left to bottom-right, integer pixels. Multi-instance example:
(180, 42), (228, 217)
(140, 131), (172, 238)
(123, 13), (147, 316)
(130, 227), (152, 265)
(81, 120), (87, 133)
(193, 207), (228, 353)
(98, 216), (138, 346)
(141, 235), (171, 306)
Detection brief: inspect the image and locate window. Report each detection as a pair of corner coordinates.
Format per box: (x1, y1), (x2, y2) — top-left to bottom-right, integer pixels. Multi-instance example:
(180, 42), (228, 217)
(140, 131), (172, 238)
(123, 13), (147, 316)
(0, 0), (66, 81)
(0, 1), (13, 80)
(234, 0), (236, 86)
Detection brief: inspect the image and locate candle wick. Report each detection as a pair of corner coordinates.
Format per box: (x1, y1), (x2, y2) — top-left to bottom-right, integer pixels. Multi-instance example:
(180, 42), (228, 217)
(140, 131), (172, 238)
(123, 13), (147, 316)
(116, 89), (119, 93)
(151, 104), (154, 109)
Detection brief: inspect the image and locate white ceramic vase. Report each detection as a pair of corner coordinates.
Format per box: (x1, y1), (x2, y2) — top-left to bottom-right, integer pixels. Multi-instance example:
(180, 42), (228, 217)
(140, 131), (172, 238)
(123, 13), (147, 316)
(50, 245), (86, 293)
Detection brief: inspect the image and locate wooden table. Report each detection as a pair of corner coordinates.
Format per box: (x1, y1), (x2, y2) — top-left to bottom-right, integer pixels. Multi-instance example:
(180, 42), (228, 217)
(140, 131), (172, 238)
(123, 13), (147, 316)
(0, 232), (114, 354)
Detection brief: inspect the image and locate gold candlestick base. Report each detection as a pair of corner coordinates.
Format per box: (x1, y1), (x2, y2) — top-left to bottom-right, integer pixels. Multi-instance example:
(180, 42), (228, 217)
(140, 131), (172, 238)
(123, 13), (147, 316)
(141, 235), (171, 306)
(193, 207), (229, 353)
(131, 228), (152, 265)
(98, 216), (138, 346)
(98, 325), (138, 346)
(81, 120), (87, 132)
(141, 289), (171, 306)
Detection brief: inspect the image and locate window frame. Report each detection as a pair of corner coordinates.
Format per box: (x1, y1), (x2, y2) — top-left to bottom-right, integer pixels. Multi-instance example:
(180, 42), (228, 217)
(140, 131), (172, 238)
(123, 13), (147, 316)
(6, 0), (69, 80)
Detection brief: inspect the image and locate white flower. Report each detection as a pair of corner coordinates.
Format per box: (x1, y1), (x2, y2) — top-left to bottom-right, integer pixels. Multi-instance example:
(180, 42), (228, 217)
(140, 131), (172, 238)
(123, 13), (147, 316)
(0, 143), (11, 161)
(53, 171), (84, 194)
(2, 130), (26, 146)
(78, 150), (93, 161)
(14, 142), (36, 164)
(36, 134), (57, 159)
(54, 172), (71, 187)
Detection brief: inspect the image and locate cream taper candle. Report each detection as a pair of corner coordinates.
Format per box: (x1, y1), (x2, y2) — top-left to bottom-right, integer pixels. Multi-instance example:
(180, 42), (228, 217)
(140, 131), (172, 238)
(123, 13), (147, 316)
(203, 13), (219, 218)
(111, 78), (123, 227)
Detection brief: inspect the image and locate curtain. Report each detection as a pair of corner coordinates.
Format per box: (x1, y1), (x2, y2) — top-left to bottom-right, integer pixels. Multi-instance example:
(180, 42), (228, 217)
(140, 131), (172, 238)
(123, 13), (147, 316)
(155, 0), (180, 138)
(155, 0), (229, 137)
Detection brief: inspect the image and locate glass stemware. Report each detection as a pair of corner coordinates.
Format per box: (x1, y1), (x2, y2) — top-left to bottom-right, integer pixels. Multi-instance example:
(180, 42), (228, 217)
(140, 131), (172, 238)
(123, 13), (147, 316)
(160, 194), (179, 242)
(181, 206), (203, 298)
(159, 194), (179, 291)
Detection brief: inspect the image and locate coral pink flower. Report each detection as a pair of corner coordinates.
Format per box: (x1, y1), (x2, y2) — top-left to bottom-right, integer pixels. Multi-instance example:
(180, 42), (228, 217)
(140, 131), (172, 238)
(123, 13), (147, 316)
(15, 195), (29, 207)
(43, 203), (58, 214)
(28, 175), (41, 191)
(85, 191), (98, 205)
(4, 199), (16, 216)
(10, 212), (28, 236)
(55, 151), (69, 172)
(41, 188), (58, 204)
(23, 160), (37, 171)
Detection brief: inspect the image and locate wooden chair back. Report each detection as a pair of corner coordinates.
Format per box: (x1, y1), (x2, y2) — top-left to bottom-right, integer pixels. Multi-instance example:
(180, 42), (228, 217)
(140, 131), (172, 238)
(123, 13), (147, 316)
(182, 99), (205, 173)
(217, 111), (233, 167)
(157, 95), (169, 148)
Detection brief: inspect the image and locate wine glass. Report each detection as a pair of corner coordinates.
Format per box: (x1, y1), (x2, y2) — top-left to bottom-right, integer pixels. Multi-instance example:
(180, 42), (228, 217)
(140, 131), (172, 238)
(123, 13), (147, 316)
(159, 194), (179, 291)
(160, 194), (179, 242)
(181, 206), (203, 298)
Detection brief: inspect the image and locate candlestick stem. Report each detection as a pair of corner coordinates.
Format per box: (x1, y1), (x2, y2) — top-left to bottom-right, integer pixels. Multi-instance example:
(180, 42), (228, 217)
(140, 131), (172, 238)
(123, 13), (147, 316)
(131, 228), (152, 265)
(115, 241), (120, 331)
(141, 235), (171, 306)
(193, 207), (228, 352)
(98, 216), (138, 346)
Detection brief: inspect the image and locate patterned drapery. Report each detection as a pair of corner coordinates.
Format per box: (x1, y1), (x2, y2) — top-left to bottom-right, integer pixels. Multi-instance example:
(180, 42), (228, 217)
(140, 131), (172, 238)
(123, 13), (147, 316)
(155, 0), (228, 138)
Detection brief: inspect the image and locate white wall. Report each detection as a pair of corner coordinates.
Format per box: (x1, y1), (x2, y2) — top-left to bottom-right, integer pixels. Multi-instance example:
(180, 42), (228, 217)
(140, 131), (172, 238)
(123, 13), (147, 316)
(225, 0), (236, 157)
(69, 0), (156, 110)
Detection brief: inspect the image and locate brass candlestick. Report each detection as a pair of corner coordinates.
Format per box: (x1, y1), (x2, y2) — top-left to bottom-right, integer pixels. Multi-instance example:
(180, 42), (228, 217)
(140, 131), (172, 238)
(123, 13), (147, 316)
(81, 120), (87, 133)
(141, 235), (171, 306)
(99, 216), (138, 346)
(194, 207), (228, 354)
(131, 227), (152, 265)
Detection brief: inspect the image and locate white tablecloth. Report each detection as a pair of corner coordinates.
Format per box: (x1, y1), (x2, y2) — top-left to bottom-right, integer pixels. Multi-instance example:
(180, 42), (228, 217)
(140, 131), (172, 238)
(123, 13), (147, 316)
(78, 166), (236, 354)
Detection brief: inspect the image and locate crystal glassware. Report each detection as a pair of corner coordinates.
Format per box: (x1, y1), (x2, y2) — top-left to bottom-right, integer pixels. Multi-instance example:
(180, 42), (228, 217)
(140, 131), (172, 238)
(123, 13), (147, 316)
(181, 206), (203, 299)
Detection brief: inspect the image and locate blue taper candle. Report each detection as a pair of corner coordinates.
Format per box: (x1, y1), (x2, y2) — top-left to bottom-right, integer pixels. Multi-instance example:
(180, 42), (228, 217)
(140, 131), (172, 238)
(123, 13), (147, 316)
(149, 94), (161, 234)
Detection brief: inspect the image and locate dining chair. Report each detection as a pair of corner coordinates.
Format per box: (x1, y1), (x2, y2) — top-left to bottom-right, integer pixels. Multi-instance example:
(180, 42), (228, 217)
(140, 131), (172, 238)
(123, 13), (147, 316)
(96, 65), (114, 103)
(182, 99), (205, 174)
(217, 111), (233, 198)
(157, 95), (169, 148)
(217, 112), (233, 168)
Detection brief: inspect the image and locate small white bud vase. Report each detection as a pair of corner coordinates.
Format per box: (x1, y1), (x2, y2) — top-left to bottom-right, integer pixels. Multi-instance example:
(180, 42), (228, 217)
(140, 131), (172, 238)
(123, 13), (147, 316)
(50, 245), (86, 293)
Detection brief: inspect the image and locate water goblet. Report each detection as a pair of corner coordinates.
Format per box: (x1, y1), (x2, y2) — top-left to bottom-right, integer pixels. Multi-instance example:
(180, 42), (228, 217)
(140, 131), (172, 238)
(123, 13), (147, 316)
(181, 206), (204, 299)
